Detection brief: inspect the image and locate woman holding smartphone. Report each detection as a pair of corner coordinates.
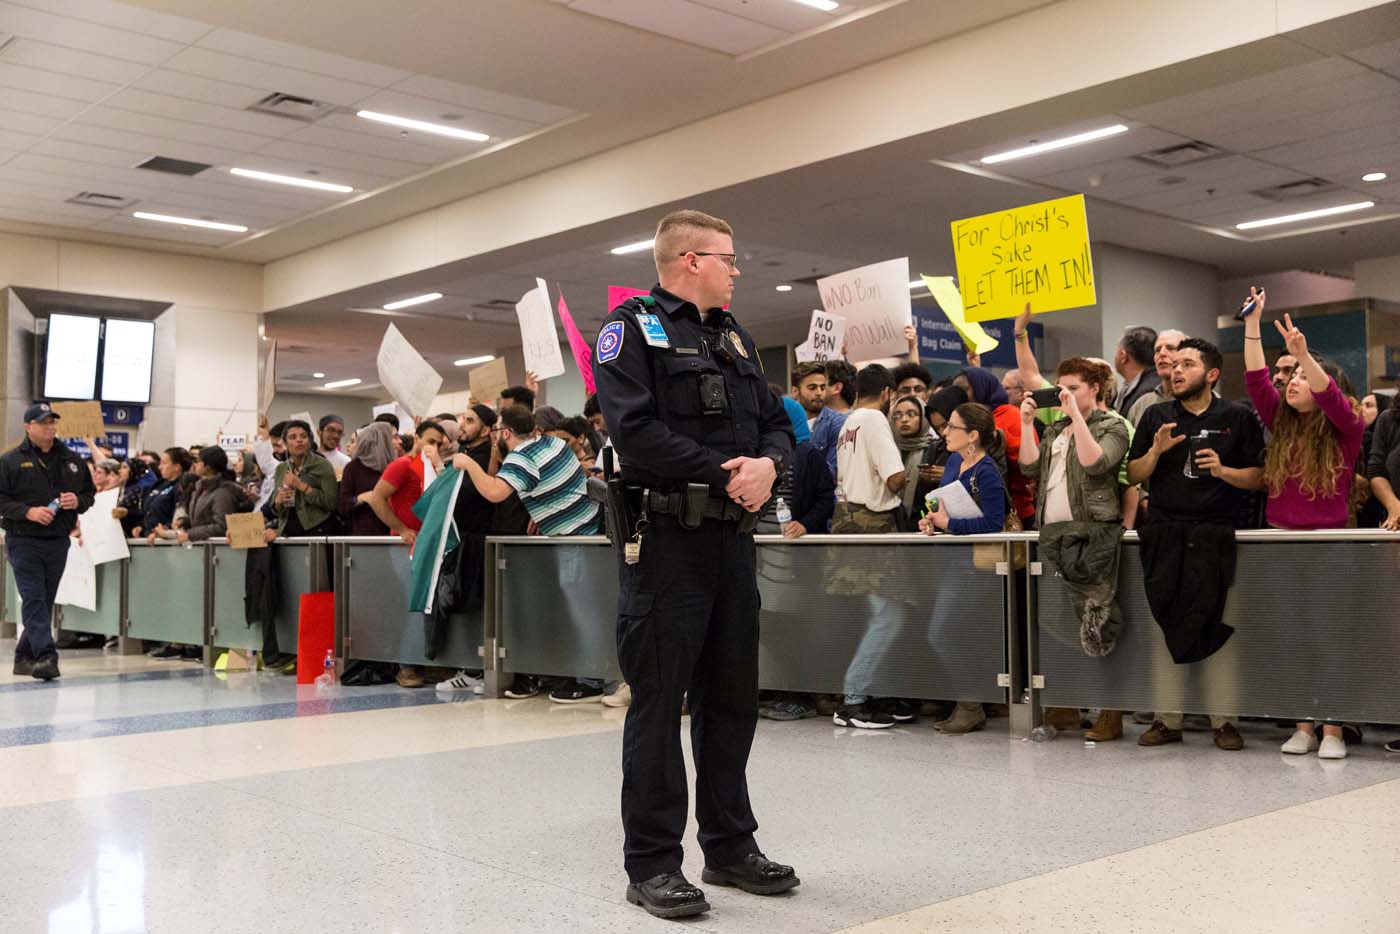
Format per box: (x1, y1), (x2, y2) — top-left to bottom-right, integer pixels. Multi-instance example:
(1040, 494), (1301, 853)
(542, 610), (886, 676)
(1242, 288), (1365, 759)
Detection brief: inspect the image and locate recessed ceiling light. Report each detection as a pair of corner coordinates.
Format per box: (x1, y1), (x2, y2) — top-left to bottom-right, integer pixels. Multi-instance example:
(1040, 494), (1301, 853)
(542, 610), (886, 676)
(132, 211), (247, 232)
(356, 110), (489, 142)
(775, 284), (793, 292)
(454, 354), (496, 367)
(610, 238), (655, 255)
(383, 292), (443, 310)
(980, 124), (1130, 165)
(790, 0), (839, 10)
(230, 167), (352, 193)
(323, 378), (362, 389)
(312, 372), (325, 378)
(1235, 201), (1375, 230)
(1362, 172), (1388, 182)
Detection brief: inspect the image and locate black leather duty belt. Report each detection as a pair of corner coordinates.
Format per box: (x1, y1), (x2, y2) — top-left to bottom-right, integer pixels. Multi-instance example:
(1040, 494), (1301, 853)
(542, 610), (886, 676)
(645, 490), (747, 523)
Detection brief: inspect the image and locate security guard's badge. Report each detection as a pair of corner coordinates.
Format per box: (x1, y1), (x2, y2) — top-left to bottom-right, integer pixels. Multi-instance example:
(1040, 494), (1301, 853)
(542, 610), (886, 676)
(597, 321), (625, 364)
(727, 330), (749, 359)
(637, 314), (670, 348)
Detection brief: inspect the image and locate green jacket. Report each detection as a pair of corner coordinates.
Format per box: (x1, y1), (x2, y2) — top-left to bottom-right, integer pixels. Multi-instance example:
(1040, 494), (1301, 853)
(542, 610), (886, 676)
(1022, 409), (1129, 527)
(272, 453), (339, 534)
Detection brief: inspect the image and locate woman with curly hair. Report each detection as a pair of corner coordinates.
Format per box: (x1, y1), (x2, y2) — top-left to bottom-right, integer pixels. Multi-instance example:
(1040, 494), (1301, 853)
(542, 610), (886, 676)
(1242, 288), (1365, 759)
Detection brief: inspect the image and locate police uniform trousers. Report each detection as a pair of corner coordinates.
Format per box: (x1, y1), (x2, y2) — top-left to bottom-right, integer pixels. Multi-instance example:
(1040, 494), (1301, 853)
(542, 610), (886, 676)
(617, 511), (761, 882)
(7, 536), (69, 663)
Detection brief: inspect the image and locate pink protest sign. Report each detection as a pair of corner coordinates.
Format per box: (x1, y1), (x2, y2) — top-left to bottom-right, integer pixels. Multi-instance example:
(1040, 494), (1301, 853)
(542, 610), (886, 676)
(555, 290), (595, 394)
(607, 285), (650, 310)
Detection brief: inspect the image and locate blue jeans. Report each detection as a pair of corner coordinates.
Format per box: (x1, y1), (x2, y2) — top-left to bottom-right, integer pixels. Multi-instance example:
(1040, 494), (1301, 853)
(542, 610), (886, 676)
(843, 595), (905, 705)
(7, 535), (69, 663)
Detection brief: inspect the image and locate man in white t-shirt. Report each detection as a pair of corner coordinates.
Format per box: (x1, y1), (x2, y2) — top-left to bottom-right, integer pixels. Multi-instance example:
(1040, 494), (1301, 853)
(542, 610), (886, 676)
(834, 364), (906, 520)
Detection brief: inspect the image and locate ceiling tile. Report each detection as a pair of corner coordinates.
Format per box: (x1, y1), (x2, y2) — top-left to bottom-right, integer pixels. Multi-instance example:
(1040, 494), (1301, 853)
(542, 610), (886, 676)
(94, 211), (243, 244)
(6, 0), (210, 44)
(1032, 156), (1161, 193)
(0, 58), (121, 102)
(103, 86), (306, 139)
(564, 0), (786, 55)
(281, 122), (455, 166)
(0, 127), (43, 151)
(213, 155), (390, 194)
(74, 105), (281, 153)
(0, 37), (151, 83)
(345, 91), (539, 142)
(689, 0), (830, 32)
(49, 121), (240, 167)
(162, 46), (381, 109)
(388, 74), (577, 126)
(0, 204), (107, 228)
(196, 27), (411, 87)
(0, 106), (64, 135)
(1254, 123), (1400, 169)
(995, 126), (1190, 181)
(255, 136), (426, 180)
(0, 86), (91, 120)
(1121, 57), (1365, 126)
(1348, 37), (1400, 75)
(0, 1), (184, 65)
(0, 155), (181, 197)
(1204, 90), (1400, 154)
(131, 68), (273, 110)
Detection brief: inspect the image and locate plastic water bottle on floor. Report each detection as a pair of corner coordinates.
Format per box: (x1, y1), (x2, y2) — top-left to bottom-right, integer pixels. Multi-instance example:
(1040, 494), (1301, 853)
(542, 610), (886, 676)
(1030, 722), (1057, 742)
(775, 497), (791, 533)
(314, 650), (336, 692)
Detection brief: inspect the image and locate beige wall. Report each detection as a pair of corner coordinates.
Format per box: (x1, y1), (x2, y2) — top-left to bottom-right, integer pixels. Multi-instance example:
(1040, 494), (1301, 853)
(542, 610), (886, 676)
(1356, 254), (1400, 304)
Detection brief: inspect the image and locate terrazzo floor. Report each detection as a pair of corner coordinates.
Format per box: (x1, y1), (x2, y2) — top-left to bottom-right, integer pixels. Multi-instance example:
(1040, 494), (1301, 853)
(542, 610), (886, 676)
(2, 641), (1398, 933)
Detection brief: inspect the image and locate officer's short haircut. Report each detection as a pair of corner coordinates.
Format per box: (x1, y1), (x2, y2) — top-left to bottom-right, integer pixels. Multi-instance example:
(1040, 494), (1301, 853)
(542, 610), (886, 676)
(855, 364), (895, 401)
(824, 359), (857, 406)
(1119, 327), (1157, 367)
(499, 404), (535, 437)
(653, 210), (733, 275)
(500, 385), (536, 410)
(791, 361), (826, 388)
(891, 362), (933, 390)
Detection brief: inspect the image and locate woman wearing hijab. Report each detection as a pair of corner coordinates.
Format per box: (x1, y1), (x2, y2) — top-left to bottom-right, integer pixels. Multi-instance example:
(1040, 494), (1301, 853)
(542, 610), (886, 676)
(956, 366), (1035, 527)
(338, 421), (394, 535)
(891, 395), (934, 527)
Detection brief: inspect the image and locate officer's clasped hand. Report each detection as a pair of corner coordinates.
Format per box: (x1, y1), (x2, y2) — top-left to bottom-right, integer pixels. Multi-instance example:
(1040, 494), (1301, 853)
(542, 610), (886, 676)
(720, 456), (777, 513)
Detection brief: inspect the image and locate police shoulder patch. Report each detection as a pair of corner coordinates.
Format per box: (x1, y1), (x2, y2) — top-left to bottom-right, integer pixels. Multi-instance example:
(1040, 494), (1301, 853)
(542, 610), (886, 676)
(597, 320), (625, 364)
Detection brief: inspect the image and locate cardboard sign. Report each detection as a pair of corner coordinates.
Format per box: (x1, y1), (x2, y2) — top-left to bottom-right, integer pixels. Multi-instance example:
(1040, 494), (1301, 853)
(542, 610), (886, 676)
(950, 193), (1096, 322)
(53, 401), (106, 439)
(817, 258), (912, 361)
(804, 310), (846, 362)
(515, 278), (566, 380)
(469, 357), (510, 405)
(376, 324), (443, 417)
(921, 275), (998, 355)
(225, 512), (267, 549)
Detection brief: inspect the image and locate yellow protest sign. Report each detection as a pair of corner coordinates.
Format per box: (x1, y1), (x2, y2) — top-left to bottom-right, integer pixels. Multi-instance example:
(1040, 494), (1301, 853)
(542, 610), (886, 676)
(950, 194), (1096, 323)
(920, 275), (999, 355)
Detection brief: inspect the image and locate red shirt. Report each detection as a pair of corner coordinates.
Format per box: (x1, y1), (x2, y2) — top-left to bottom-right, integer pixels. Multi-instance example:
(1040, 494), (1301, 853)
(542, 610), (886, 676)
(381, 455), (425, 531)
(994, 404), (1036, 521)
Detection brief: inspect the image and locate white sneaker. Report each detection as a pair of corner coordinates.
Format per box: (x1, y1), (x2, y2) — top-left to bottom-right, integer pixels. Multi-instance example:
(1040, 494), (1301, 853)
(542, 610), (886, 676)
(1281, 730), (1318, 755)
(602, 681), (631, 708)
(436, 670), (485, 694)
(1318, 734), (1348, 759)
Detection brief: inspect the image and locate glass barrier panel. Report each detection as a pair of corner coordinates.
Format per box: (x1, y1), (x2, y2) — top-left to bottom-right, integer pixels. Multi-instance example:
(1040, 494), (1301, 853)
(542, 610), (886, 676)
(59, 560), (123, 637)
(343, 542), (484, 669)
(127, 545), (206, 644)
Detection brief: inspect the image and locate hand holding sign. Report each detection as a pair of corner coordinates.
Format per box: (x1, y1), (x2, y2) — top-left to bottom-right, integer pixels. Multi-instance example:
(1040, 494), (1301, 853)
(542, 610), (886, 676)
(515, 279), (565, 380)
(804, 310), (846, 362)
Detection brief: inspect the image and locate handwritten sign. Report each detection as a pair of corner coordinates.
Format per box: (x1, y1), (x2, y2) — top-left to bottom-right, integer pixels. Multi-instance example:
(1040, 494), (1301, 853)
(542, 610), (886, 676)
(53, 401), (106, 438)
(804, 310), (846, 362)
(469, 357), (510, 405)
(817, 258), (911, 361)
(515, 278), (566, 380)
(226, 512), (267, 549)
(921, 275), (998, 355)
(950, 194), (1095, 323)
(376, 323), (443, 417)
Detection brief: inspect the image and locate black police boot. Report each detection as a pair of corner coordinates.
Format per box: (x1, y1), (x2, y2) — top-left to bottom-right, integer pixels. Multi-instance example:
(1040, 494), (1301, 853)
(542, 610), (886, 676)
(13, 658), (34, 676)
(30, 658), (60, 681)
(702, 853), (800, 895)
(625, 872), (710, 919)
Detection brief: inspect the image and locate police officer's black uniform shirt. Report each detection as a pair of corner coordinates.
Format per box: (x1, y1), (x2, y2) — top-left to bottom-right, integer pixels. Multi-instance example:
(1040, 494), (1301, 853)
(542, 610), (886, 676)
(0, 437), (98, 538)
(594, 286), (793, 492)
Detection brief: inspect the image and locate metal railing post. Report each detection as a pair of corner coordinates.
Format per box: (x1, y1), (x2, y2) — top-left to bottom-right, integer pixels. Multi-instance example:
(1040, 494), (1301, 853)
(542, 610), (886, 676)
(482, 539), (505, 698)
(201, 543), (215, 668)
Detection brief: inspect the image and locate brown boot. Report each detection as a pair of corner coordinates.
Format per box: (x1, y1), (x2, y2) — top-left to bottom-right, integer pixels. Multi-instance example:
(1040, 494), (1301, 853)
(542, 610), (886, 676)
(1044, 707), (1083, 731)
(1138, 720), (1183, 746)
(935, 701), (986, 735)
(1085, 709), (1123, 741)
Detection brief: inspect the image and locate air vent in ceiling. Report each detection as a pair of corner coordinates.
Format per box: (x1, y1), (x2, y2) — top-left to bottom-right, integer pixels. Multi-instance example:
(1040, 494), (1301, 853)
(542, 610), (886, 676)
(1250, 177), (1343, 202)
(247, 92), (337, 123)
(137, 155), (211, 176)
(66, 191), (137, 209)
(1132, 141), (1225, 169)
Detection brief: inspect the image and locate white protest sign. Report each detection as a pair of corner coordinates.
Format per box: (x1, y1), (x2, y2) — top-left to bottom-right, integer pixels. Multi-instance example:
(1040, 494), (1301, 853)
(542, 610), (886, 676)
(217, 434), (247, 456)
(79, 488), (130, 566)
(817, 257), (911, 362)
(372, 402), (413, 430)
(515, 278), (566, 380)
(288, 411), (313, 426)
(805, 310), (846, 362)
(55, 538), (96, 611)
(260, 339), (278, 413)
(376, 323), (443, 417)
(793, 341), (818, 363)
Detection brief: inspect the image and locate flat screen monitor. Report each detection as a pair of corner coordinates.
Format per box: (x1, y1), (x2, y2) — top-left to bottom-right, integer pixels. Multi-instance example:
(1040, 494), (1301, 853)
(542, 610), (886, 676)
(42, 313), (101, 400)
(100, 318), (155, 403)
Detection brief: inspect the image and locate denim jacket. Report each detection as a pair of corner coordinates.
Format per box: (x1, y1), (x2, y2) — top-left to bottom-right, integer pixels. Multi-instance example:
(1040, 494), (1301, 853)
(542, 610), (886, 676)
(1022, 409), (1129, 527)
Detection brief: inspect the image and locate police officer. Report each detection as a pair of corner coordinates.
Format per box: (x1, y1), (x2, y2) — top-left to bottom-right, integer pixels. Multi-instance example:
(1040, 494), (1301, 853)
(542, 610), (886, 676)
(0, 403), (97, 680)
(595, 210), (797, 920)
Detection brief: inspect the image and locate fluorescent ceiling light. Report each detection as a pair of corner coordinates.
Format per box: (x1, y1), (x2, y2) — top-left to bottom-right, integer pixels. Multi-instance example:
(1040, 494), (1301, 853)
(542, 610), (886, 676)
(1362, 172), (1388, 182)
(357, 110), (489, 142)
(610, 238), (655, 255)
(312, 372), (325, 378)
(1235, 201), (1375, 230)
(775, 284), (793, 292)
(454, 354), (496, 367)
(323, 378), (362, 390)
(383, 292), (443, 310)
(908, 280), (928, 290)
(790, 0), (839, 10)
(980, 124), (1130, 165)
(132, 211), (247, 233)
(229, 167), (352, 193)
